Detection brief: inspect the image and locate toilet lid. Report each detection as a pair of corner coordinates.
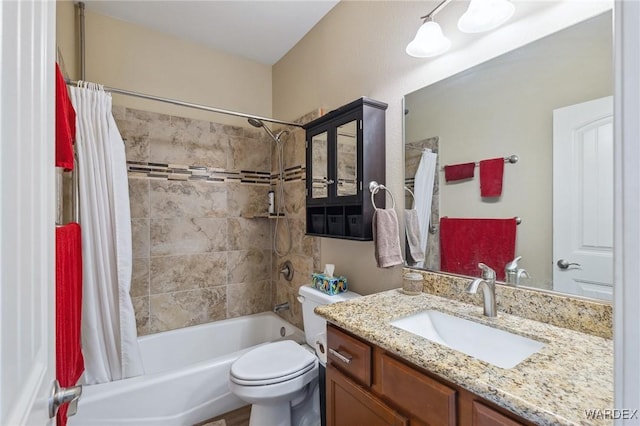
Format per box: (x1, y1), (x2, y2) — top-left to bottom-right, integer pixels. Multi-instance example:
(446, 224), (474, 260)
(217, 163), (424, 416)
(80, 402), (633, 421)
(230, 340), (316, 384)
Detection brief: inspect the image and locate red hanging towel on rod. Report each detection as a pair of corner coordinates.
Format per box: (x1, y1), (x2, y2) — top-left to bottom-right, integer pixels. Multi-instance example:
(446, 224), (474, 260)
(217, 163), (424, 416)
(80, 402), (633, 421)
(479, 158), (505, 197)
(444, 162), (475, 182)
(55, 63), (76, 170)
(55, 223), (84, 426)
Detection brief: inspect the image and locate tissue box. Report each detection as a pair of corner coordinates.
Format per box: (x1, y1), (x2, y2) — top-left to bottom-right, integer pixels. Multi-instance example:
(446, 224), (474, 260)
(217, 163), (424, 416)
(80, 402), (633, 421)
(311, 273), (348, 295)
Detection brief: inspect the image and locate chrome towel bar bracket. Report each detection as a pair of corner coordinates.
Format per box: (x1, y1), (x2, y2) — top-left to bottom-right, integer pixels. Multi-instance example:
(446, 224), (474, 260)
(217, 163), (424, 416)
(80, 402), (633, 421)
(369, 181), (396, 210)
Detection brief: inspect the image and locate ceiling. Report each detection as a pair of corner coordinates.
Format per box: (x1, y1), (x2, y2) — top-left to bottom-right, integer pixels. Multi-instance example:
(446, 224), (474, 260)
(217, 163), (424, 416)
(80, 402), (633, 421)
(83, 1), (340, 66)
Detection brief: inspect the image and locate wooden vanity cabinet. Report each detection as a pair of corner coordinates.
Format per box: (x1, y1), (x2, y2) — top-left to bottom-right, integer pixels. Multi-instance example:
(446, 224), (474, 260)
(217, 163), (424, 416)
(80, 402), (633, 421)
(326, 324), (531, 426)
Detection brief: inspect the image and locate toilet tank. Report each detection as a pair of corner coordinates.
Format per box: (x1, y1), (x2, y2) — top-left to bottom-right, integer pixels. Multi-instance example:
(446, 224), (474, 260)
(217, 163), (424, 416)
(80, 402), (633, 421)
(297, 285), (360, 346)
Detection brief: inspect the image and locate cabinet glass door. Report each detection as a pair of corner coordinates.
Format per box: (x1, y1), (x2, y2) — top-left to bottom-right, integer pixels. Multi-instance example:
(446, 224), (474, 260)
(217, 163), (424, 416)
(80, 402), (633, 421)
(336, 120), (358, 197)
(311, 131), (329, 199)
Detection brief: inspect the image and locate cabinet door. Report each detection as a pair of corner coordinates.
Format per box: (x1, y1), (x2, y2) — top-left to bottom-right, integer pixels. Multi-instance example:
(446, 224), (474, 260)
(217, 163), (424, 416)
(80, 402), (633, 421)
(327, 365), (408, 426)
(308, 127), (330, 203)
(332, 111), (361, 204)
(336, 119), (359, 198)
(472, 401), (525, 426)
(379, 353), (456, 426)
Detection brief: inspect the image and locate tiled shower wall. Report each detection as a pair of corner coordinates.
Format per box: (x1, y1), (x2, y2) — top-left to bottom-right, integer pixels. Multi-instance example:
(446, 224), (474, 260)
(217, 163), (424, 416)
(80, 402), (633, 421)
(113, 106), (320, 335)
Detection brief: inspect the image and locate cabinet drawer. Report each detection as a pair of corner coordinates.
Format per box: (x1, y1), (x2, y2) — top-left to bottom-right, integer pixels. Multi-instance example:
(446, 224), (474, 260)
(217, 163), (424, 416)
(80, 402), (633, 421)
(472, 401), (525, 426)
(327, 324), (372, 387)
(379, 353), (456, 426)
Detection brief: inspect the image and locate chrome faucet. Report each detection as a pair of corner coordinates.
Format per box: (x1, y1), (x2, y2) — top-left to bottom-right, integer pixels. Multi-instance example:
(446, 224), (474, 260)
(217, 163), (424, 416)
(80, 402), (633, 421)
(516, 268), (530, 284)
(466, 263), (497, 317)
(273, 302), (290, 313)
(505, 256), (530, 286)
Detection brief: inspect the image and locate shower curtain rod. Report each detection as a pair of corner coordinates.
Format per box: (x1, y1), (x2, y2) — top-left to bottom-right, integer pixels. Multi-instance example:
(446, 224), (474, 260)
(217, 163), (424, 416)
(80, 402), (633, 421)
(65, 79), (305, 128)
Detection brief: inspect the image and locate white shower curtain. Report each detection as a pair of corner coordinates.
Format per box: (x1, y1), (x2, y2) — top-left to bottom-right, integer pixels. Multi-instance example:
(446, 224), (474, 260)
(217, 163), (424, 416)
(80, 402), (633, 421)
(414, 149), (438, 267)
(70, 82), (144, 384)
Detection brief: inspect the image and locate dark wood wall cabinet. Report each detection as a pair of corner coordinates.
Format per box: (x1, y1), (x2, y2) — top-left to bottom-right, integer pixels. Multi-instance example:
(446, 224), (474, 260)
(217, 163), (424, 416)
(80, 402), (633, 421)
(326, 324), (535, 426)
(303, 97), (387, 240)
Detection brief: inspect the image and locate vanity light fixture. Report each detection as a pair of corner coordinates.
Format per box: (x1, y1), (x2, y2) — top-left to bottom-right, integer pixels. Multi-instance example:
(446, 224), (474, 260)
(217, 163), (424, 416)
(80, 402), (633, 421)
(406, 0), (452, 58)
(458, 0), (515, 33)
(406, 0), (515, 58)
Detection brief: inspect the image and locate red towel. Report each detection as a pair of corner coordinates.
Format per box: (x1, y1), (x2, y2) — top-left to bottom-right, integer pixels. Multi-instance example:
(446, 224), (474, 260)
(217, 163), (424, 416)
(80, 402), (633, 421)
(55, 63), (76, 170)
(479, 158), (504, 197)
(55, 223), (84, 426)
(439, 218), (516, 281)
(444, 162), (475, 182)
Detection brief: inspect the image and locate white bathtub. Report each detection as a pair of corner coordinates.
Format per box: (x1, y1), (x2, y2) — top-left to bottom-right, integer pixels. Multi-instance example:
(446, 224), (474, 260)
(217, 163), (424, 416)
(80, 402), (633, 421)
(69, 312), (305, 426)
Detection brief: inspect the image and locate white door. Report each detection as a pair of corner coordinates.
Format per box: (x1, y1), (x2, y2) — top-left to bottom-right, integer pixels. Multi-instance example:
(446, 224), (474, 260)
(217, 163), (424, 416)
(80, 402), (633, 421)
(1, 1), (57, 425)
(552, 96), (613, 300)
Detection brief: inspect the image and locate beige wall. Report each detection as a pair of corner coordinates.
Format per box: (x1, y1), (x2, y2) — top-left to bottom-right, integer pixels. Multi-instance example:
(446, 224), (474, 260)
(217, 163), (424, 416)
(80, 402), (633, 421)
(56, 1), (79, 79)
(273, 0), (612, 296)
(56, 0), (272, 127)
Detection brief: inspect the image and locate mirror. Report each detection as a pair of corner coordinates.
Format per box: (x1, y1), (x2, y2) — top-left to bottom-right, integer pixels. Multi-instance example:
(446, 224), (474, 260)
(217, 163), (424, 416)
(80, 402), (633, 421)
(337, 120), (358, 197)
(311, 131), (328, 198)
(403, 11), (613, 299)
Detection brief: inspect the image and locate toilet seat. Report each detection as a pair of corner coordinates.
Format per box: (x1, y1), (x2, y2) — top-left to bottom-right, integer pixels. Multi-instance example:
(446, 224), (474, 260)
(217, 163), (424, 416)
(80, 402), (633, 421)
(230, 340), (317, 386)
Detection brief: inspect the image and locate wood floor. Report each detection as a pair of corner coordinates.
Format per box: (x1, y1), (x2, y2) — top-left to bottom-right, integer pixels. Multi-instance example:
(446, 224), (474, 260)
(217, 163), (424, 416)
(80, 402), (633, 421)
(195, 405), (251, 426)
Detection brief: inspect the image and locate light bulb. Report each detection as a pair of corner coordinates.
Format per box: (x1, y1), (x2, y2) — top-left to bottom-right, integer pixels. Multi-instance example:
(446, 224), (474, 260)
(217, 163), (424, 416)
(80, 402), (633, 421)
(458, 0), (515, 33)
(406, 20), (451, 58)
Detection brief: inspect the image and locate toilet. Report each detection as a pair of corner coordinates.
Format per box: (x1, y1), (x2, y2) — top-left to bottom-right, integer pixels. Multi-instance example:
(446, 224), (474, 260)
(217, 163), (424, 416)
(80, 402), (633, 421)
(228, 285), (360, 426)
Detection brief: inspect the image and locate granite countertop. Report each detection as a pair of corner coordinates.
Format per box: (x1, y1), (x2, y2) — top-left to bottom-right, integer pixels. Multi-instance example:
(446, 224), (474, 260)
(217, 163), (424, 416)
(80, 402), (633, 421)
(315, 289), (613, 426)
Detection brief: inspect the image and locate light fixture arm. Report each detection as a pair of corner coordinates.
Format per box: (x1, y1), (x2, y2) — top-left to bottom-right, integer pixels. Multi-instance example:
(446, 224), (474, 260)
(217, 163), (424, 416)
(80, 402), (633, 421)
(420, 0), (454, 20)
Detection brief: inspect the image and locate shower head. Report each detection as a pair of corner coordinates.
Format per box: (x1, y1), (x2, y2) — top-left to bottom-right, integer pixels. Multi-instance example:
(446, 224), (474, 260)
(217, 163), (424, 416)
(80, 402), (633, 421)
(247, 118), (264, 128)
(247, 118), (284, 144)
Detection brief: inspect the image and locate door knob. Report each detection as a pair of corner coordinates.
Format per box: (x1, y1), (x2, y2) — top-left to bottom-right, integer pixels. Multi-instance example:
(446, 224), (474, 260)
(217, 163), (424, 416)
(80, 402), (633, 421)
(49, 380), (82, 418)
(557, 259), (581, 270)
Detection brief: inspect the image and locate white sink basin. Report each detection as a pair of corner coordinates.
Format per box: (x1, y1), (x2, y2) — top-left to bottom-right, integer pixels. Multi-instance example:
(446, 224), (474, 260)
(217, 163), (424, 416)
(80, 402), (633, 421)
(390, 310), (544, 369)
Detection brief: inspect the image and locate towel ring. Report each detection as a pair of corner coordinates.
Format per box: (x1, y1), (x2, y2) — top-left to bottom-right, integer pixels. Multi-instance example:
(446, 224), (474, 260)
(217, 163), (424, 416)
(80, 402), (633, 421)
(369, 181), (396, 210)
(404, 186), (415, 204)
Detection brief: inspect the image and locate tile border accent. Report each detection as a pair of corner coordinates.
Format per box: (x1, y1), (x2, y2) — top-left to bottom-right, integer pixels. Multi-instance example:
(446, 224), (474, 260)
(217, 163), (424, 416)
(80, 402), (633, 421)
(128, 160), (306, 185)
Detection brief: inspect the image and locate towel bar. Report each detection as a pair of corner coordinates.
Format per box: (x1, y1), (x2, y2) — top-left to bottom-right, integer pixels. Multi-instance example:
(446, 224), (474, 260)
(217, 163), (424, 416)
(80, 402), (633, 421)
(369, 181), (396, 210)
(441, 216), (522, 224)
(441, 154), (519, 170)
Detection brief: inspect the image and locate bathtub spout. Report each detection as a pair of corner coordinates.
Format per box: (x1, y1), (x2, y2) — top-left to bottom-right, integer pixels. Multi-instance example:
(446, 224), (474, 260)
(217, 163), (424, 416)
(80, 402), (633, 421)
(273, 302), (290, 313)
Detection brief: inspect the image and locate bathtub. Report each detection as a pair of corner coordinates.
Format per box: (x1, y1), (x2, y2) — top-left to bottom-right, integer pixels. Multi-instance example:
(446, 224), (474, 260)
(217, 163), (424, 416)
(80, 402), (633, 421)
(69, 312), (305, 426)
